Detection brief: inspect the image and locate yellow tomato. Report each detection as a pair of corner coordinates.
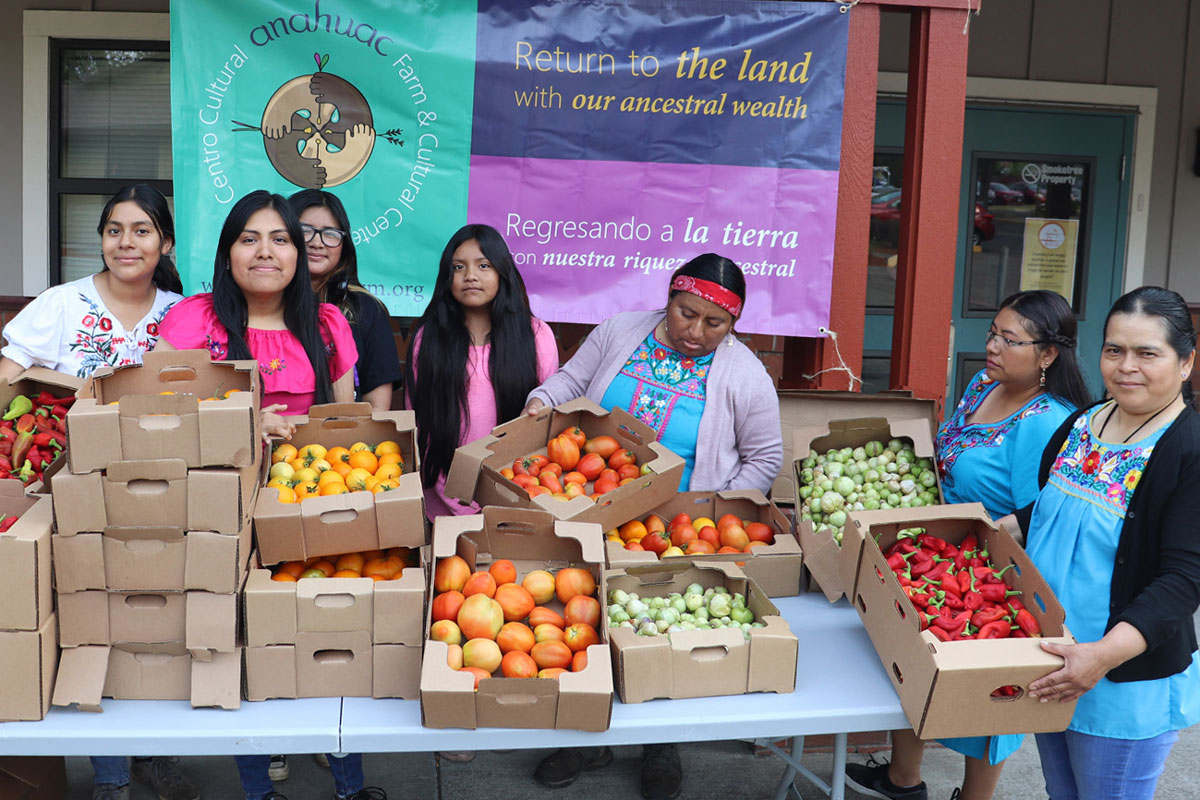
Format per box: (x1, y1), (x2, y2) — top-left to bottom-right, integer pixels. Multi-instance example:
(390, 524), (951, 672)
(268, 462), (296, 482)
(317, 470), (345, 487)
(375, 440), (400, 456)
(272, 443), (298, 465)
(309, 458), (333, 474)
(349, 441), (373, 454)
(297, 443), (327, 461)
(292, 467), (320, 485)
(374, 462), (402, 481)
(345, 468), (373, 492)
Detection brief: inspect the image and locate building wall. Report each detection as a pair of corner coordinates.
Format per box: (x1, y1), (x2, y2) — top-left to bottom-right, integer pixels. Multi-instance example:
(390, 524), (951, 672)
(880, 0), (1200, 299)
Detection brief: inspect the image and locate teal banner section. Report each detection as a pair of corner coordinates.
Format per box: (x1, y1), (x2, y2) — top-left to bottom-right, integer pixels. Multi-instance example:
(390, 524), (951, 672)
(170, 0), (477, 315)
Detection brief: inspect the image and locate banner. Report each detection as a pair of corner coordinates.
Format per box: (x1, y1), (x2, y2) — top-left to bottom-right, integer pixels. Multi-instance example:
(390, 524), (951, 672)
(170, 0), (476, 316)
(171, 0), (848, 335)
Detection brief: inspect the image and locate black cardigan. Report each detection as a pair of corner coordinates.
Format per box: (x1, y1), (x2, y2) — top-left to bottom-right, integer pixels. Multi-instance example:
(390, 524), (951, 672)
(1015, 402), (1200, 682)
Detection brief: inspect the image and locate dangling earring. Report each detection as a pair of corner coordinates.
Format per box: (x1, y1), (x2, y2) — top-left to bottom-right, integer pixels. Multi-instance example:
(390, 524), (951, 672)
(1039, 366), (1046, 387)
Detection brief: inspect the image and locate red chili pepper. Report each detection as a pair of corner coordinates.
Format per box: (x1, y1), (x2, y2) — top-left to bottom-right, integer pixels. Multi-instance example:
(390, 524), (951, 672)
(908, 589), (931, 608)
(51, 404), (70, 420)
(917, 533), (948, 553)
(980, 583), (1022, 604)
(964, 591), (985, 611)
(887, 551), (913, 571)
(940, 574), (962, 598)
(977, 620), (1012, 639)
(1007, 598), (1026, 612)
(35, 391), (65, 407)
(924, 558), (953, 581)
(928, 626), (953, 642)
(940, 591), (965, 610)
(0, 514), (18, 532)
(972, 607), (1008, 628)
(958, 570), (972, 594)
(910, 558), (934, 579)
(1014, 609), (1042, 637)
(11, 415), (36, 468)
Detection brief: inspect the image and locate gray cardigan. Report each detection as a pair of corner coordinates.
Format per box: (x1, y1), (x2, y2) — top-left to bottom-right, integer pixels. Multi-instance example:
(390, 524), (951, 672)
(528, 310), (783, 495)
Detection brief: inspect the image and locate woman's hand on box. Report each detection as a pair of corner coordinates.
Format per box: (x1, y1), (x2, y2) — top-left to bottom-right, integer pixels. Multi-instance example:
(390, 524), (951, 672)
(261, 404), (296, 441)
(1029, 622), (1148, 703)
(523, 397), (545, 417)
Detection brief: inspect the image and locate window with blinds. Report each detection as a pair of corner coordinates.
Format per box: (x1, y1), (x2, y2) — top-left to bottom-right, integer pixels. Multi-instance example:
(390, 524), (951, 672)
(51, 42), (172, 285)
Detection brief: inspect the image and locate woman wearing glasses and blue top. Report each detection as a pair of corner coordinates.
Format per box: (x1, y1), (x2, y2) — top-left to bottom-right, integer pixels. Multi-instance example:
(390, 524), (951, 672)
(847, 290), (1090, 800)
(288, 190), (402, 411)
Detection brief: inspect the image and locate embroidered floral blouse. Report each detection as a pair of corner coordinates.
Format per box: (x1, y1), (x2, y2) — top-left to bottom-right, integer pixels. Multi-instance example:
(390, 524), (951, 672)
(600, 330), (713, 489)
(157, 294), (357, 415)
(934, 370), (1074, 519)
(0, 275), (180, 379)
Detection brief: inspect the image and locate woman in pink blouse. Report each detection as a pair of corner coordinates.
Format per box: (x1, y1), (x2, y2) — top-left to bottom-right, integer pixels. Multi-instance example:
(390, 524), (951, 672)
(156, 190), (357, 439)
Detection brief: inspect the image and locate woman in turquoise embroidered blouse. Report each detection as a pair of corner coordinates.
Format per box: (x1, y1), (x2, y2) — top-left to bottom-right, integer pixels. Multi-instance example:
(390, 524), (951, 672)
(849, 291), (1090, 800)
(1019, 287), (1200, 800)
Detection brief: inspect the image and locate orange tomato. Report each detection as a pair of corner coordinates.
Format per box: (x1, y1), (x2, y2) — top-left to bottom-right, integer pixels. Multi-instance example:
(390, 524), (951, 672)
(619, 519), (648, 543)
(377, 452), (403, 468)
(335, 553), (365, 573)
(319, 482), (350, 496)
(309, 560), (336, 577)
(375, 462), (402, 481)
(644, 514), (667, 535)
(345, 468), (373, 491)
(271, 572), (298, 582)
(277, 561), (306, 578)
(563, 471), (586, 486)
(271, 485), (298, 504)
(296, 443), (327, 462)
(558, 426), (586, 448)
(582, 435), (619, 459)
(371, 479), (400, 494)
(546, 434), (581, 470)
(325, 446), (351, 465)
(293, 481), (320, 501)
(332, 569), (362, 578)
(576, 453), (606, 481)
(330, 461), (353, 478)
(348, 450), (378, 473)
(317, 470), (346, 487)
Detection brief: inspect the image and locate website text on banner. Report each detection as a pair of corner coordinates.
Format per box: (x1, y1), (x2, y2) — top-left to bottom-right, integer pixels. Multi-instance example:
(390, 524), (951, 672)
(169, 0), (476, 316)
(469, 0), (849, 337)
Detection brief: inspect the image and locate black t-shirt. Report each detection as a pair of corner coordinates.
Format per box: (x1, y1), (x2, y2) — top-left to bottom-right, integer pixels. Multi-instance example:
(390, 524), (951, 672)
(344, 290), (403, 399)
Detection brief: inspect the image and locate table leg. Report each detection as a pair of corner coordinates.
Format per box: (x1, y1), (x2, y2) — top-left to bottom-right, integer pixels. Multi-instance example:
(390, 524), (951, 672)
(830, 733), (847, 800)
(771, 735), (802, 800)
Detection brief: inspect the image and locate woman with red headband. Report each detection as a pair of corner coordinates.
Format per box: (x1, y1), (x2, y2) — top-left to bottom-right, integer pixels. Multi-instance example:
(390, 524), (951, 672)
(523, 253), (783, 798)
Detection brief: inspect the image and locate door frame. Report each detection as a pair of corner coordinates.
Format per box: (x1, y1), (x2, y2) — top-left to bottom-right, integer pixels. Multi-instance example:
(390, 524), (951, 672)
(878, 73), (1157, 293)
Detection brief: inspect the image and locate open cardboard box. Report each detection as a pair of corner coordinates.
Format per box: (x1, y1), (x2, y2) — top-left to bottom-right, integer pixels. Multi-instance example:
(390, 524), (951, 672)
(0, 367), (81, 494)
(0, 486), (53, 631)
(244, 548), (425, 648)
(52, 643), (241, 710)
(444, 398), (684, 532)
(846, 503), (1076, 739)
(56, 586), (240, 655)
(420, 507), (613, 732)
(252, 403), (425, 564)
(793, 415), (941, 603)
(0, 613), (57, 722)
(243, 637), (422, 701)
(606, 561), (797, 704)
(604, 490), (802, 596)
(53, 518), (253, 595)
(773, 390), (936, 503)
(67, 349), (260, 473)
(51, 459), (259, 536)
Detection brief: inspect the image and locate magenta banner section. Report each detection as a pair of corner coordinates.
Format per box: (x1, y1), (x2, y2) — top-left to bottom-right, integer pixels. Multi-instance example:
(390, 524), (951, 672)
(468, 155), (838, 337)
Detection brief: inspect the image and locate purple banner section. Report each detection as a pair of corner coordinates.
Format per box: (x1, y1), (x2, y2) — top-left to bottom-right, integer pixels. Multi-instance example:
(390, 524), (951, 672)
(468, 155), (838, 337)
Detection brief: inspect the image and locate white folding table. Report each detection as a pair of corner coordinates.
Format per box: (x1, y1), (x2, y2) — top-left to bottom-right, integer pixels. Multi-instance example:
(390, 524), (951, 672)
(0, 596), (907, 800)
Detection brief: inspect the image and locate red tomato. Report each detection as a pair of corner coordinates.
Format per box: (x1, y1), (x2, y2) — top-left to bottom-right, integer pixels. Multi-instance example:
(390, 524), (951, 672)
(669, 513), (692, 530)
(547, 434), (581, 470)
(582, 435), (619, 459)
(559, 426), (586, 449)
(640, 530), (671, 556)
(608, 449), (636, 469)
(576, 453), (606, 481)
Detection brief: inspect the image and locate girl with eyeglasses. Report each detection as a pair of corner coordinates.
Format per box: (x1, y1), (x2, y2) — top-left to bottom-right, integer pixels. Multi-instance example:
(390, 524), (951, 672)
(288, 190), (402, 411)
(848, 290), (1090, 800)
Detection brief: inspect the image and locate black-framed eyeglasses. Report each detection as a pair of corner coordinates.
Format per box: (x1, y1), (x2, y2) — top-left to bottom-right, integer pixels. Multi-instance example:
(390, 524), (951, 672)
(301, 225), (346, 247)
(985, 330), (1045, 349)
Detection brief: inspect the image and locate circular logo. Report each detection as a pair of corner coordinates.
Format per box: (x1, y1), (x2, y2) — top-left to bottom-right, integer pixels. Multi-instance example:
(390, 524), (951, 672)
(1021, 163), (1042, 185)
(260, 71), (376, 188)
(1038, 222), (1066, 250)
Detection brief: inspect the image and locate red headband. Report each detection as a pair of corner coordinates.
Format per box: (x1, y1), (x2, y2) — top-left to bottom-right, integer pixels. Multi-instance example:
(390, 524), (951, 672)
(670, 275), (743, 318)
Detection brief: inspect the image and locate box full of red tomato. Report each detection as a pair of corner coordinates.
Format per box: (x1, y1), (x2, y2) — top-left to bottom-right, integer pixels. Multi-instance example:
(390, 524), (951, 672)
(66, 349), (260, 474)
(605, 560), (797, 704)
(846, 503), (1076, 739)
(420, 506), (612, 732)
(444, 398), (685, 533)
(793, 413), (942, 603)
(603, 490), (802, 596)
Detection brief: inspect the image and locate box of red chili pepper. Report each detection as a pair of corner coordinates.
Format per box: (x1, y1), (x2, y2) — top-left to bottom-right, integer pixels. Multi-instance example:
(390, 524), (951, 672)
(845, 503), (1077, 739)
(0, 367), (82, 492)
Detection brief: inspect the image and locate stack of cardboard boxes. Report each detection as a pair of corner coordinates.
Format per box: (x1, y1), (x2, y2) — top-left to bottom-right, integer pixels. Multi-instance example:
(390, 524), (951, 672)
(49, 350), (260, 710)
(244, 403), (427, 700)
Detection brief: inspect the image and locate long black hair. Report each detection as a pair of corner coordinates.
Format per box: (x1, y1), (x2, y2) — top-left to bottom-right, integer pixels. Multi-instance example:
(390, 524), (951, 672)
(999, 290), (1091, 409)
(1105, 286), (1197, 409)
(405, 224), (540, 484)
(97, 184), (183, 294)
(668, 253), (747, 319)
(287, 189), (384, 326)
(211, 190), (334, 405)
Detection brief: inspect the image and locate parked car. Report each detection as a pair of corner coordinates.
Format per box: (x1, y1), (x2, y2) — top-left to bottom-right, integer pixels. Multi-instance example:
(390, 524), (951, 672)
(988, 182), (1024, 204)
(973, 203), (995, 246)
(870, 195), (995, 248)
(1011, 181), (1046, 203)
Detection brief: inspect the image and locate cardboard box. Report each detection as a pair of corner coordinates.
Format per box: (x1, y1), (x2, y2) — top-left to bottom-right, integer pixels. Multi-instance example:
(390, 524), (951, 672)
(0, 613), (57, 722)
(52, 643), (241, 710)
(243, 549), (424, 647)
(773, 390), (937, 503)
(445, 398), (685, 532)
(793, 415), (941, 603)
(52, 519), (252, 595)
(51, 459), (259, 536)
(0, 756), (67, 800)
(252, 404), (425, 564)
(604, 490), (802, 596)
(606, 561), (798, 704)
(56, 588), (239, 654)
(0, 488), (53, 631)
(420, 507), (613, 732)
(67, 349), (260, 473)
(846, 504), (1076, 739)
(243, 640), (421, 700)
(0, 368), (81, 495)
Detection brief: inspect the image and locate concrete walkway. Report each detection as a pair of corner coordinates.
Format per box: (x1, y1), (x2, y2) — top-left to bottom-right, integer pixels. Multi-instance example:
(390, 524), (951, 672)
(60, 724), (1200, 799)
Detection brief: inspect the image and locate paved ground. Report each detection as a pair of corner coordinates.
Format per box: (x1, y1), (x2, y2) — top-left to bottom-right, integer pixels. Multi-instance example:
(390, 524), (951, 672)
(60, 724), (1200, 799)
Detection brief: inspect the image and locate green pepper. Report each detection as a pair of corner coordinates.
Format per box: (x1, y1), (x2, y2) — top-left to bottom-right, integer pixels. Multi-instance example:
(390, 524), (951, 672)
(2, 395), (32, 421)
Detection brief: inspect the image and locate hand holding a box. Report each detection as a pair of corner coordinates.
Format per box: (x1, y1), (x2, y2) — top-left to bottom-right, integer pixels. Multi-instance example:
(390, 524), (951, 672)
(1030, 621), (1148, 703)
(260, 403), (296, 441)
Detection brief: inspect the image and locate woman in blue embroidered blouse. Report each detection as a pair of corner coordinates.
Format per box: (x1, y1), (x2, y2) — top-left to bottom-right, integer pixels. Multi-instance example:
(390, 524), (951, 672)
(849, 291), (1090, 800)
(1015, 287), (1200, 800)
